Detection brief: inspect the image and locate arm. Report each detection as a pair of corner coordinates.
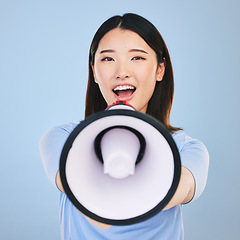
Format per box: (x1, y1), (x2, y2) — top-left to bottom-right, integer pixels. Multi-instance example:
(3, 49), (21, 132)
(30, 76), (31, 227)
(164, 132), (210, 210)
(163, 166), (195, 211)
(55, 136), (204, 209)
(39, 124), (76, 189)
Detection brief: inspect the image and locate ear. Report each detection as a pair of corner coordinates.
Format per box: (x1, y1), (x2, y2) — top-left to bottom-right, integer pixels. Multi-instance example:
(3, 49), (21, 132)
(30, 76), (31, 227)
(92, 65), (98, 83)
(156, 58), (166, 82)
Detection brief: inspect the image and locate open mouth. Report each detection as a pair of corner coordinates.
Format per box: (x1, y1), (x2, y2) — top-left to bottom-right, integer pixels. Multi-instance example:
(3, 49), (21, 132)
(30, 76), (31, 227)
(112, 85), (136, 99)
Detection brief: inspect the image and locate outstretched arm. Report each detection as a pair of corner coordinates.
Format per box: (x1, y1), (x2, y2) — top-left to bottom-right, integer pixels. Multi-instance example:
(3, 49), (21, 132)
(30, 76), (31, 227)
(163, 166), (195, 210)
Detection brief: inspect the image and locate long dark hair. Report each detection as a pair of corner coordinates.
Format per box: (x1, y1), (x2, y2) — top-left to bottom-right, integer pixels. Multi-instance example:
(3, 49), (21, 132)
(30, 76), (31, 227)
(85, 13), (181, 133)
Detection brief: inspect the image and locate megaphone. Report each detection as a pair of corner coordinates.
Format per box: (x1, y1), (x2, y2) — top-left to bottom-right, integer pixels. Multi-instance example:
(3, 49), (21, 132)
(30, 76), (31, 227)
(60, 101), (181, 225)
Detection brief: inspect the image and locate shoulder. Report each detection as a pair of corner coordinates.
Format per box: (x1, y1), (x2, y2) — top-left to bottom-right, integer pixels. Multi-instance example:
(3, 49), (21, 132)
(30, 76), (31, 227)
(172, 131), (208, 156)
(40, 123), (78, 145)
(39, 122), (79, 161)
(45, 122), (78, 136)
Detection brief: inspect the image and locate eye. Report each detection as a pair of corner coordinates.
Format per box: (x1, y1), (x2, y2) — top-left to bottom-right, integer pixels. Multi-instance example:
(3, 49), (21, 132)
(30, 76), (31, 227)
(101, 57), (114, 62)
(132, 56), (145, 61)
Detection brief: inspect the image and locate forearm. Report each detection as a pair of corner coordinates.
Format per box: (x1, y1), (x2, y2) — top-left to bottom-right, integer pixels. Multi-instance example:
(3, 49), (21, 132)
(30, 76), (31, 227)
(56, 170), (65, 193)
(163, 166), (195, 211)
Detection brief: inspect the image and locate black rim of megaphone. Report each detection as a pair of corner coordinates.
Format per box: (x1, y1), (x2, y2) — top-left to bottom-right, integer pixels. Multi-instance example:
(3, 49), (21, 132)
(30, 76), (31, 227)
(60, 109), (181, 226)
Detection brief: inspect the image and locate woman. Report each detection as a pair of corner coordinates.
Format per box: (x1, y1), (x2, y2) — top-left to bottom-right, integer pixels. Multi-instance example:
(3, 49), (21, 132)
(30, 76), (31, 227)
(40, 13), (209, 239)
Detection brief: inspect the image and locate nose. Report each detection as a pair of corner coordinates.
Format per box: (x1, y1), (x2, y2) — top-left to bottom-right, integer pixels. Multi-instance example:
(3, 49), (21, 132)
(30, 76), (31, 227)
(116, 74), (130, 79)
(115, 62), (131, 80)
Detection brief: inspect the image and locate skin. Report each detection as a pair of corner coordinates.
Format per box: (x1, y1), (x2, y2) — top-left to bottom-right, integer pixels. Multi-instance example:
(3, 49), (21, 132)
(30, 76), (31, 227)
(56, 28), (195, 229)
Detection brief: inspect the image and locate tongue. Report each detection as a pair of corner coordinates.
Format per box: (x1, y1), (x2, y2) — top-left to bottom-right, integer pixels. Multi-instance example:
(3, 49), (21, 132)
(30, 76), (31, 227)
(117, 90), (134, 98)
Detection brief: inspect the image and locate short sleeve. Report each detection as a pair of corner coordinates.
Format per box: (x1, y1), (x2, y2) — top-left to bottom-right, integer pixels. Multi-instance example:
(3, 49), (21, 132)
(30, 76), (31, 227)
(39, 123), (77, 187)
(173, 132), (209, 202)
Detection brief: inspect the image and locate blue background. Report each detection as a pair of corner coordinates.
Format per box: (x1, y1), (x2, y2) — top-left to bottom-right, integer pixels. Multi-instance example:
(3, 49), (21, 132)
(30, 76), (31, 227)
(0, 0), (239, 239)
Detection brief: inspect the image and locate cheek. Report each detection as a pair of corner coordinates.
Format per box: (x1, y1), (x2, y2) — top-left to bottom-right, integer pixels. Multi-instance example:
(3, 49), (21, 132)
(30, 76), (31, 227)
(94, 65), (113, 84)
(136, 64), (158, 84)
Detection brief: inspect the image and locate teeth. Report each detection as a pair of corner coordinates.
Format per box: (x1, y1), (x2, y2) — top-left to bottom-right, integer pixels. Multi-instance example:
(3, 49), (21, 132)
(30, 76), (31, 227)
(113, 85), (135, 91)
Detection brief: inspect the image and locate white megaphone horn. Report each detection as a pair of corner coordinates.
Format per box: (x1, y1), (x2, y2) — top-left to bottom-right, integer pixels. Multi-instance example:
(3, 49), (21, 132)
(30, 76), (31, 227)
(60, 101), (181, 225)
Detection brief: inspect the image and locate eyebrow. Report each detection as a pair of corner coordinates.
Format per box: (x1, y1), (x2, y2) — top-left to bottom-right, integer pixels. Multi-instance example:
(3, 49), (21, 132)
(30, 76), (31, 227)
(99, 49), (115, 54)
(129, 49), (148, 54)
(99, 49), (148, 54)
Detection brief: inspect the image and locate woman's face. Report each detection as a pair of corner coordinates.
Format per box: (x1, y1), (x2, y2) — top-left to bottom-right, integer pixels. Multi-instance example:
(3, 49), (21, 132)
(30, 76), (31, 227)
(92, 28), (165, 113)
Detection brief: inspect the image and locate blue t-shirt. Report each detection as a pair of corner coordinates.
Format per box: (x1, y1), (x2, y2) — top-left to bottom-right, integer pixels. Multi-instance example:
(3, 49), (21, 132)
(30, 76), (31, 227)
(39, 123), (209, 240)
